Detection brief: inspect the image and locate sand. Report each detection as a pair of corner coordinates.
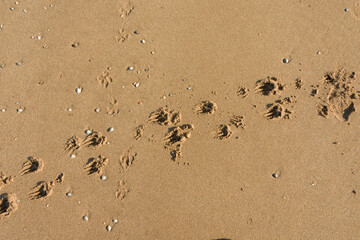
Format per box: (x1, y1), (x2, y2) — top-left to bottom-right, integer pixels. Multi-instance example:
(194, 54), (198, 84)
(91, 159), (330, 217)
(1, 0), (360, 239)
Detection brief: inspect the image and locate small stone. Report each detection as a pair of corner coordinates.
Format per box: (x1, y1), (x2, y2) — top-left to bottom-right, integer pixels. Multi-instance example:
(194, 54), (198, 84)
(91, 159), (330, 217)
(17, 108), (23, 113)
(150, 51), (155, 55)
(272, 173), (279, 179)
(67, 108), (72, 112)
(106, 225), (112, 231)
(1, 109), (6, 112)
(37, 36), (42, 40)
(94, 108), (100, 113)
(70, 154), (76, 159)
(75, 87), (82, 94)
(112, 219), (118, 223)
(66, 192), (72, 197)
(23, 9), (27, 13)
(10, 7), (14, 11)
(134, 30), (139, 34)
(282, 58), (289, 64)
(317, 51), (321, 55)
(134, 82), (140, 88)
(107, 127), (114, 132)
(162, 96), (166, 99)
(345, 8), (349, 12)
(127, 66), (134, 71)
(140, 39), (145, 44)
(187, 86), (192, 90)
(82, 216), (89, 221)
(100, 175), (107, 181)
(15, 62), (21, 66)
(85, 130), (92, 135)
(45, 204), (49, 207)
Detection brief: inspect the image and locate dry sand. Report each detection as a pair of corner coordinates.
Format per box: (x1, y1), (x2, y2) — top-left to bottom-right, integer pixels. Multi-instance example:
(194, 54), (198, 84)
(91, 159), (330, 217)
(1, 0), (360, 239)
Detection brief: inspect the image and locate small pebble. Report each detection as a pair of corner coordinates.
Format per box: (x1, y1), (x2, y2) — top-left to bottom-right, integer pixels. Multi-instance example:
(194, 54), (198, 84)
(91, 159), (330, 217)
(66, 192), (72, 197)
(15, 62), (21, 66)
(106, 225), (112, 231)
(272, 173), (279, 179)
(75, 87), (82, 94)
(107, 127), (114, 132)
(282, 58), (289, 64)
(94, 108), (100, 113)
(45, 204), (49, 207)
(134, 82), (140, 87)
(100, 175), (107, 181)
(1, 109), (6, 112)
(134, 30), (139, 34)
(67, 108), (72, 112)
(82, 216), (89, 221)
(162, 96), (166, 99)
(187, 86), (192, 90)
(317, 51), (321, 55)
(23, 9), (27, 13)
(10, 7), (14, 11)
(127, 66), (134, 71)
(37, 36), (42, 40)
(112, 219), (118, 223)
(150, 51), (155, 55)
(70, 154), (76, 159)
(140, 39), (145, 44)
(17, 108), (23, 113)
(85, 129), (92, 135)
(345, 8), (349, 12)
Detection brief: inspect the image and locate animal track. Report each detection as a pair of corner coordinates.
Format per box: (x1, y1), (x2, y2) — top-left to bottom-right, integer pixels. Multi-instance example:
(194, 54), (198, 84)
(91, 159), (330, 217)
(120, 148), (137, 171)
(295, 78), (303, 89)
(229, 115), (246, 129)
(20, 157), (44, 175)
(148, 107), (181, 126)
(263, 96), (296, 120)
(84, 155), (108, 175)
(107, 98), (120, 116)
(28, 173), (64, 200)
(317, 103), (329, 118)
(115, 179), (129, 200)
(116, 27), (130, 43)
(82, 131), (108, 149)
(237, 86), (249, 98)
(133, 124), (144, 140)
(0, 172), (13, 190)
(0, 193), (18, 217)
(255, 77), (285, 96)
(96, 71), (112, 88)
(119, 2), (135, 18)
(195, 101), (217, 115)
(213, 124), (232, 140)
(64, 136), (82, 154)
(162, 124), (194, 161)
(316, 69), (358, 121)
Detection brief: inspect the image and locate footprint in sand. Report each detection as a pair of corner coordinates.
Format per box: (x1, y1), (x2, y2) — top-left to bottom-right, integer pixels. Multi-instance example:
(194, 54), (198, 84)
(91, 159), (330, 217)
(96, 71), (113, 88)
(133, 124), (145, 140)
(148, 107), (181, 126)
(0, 193), (18, 217)
(162, 124), (194, 163)
(255, 76), (285, 96)
(194, 100), (217, 115)
(65, 131), (108, 154)
(212, 124), (232, 140)
(237, 86), (249, 98)
(229, 115), (246, 129)
(84, 155), (109, 175)
(314, 69), (358, 121)
(0, 172), (14, 190)
(116, 27), (130, 43)
(119, 2), (135, 18)
(120, 148), (137, 171)
(20, 157), (44, 175)
(28, 173), (64, 200)
(263, 96), (297, 120)
(115, 179), (129, 200)
(107, 98), (120, 116)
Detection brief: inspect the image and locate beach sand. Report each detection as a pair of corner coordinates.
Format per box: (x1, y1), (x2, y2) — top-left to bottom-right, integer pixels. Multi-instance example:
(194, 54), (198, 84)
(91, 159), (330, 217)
(1, 0), (360, 239)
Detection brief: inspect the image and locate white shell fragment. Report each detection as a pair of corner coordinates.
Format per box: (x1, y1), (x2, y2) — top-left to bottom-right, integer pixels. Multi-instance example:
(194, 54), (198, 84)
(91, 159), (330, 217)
(82, 216), (89, 221)
(66, 192), (72, 197)
(75, 87), (82, 94)
(106, 225), (112, 231)
(100, 175), (107, 181)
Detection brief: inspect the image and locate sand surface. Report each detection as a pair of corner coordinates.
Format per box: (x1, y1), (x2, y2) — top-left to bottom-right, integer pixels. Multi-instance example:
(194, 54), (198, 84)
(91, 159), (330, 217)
(1, 0), (360, 239)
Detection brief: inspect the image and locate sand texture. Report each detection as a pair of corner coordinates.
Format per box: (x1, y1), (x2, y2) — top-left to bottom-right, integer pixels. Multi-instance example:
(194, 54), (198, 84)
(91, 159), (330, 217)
(1, 0), (360, 239)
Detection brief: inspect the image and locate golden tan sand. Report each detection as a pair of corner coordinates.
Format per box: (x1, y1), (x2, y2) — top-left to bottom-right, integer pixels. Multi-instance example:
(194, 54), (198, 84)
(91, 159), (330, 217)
(1, 0), (360, 239)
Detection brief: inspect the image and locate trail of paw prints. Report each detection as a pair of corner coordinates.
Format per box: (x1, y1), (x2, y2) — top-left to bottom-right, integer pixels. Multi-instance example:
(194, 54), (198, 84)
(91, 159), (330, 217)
(64, 131), (108, 157)
(312, 69), (358, 122)
(27, 173), (64, 200)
